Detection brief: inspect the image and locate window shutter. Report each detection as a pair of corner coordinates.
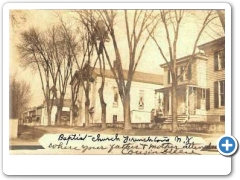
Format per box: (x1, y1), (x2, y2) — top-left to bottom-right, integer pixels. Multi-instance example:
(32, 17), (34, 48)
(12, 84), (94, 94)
(188, 64), (192, 80)
(219, 50), (225, 69)
(197, 88), (201, 109)
(214, 52), (218, 71)
(214, 81), (219, 108)
(206, 88), (210, 110)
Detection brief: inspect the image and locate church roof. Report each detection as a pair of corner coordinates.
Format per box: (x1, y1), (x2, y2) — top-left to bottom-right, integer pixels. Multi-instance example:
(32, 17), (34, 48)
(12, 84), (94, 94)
(94, 68), (163, 85)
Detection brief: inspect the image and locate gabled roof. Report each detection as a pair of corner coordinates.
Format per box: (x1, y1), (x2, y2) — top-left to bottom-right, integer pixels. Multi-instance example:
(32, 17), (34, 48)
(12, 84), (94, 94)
(41, 99), (71, 107)
(51, 99), (71, 107)
(94, 68), (163, 85)
(198, 37), (225, 50)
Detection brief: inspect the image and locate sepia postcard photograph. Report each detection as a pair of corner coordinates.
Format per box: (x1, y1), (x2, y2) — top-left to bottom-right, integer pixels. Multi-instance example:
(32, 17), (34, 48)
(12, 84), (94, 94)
(3, 2), (232, 175)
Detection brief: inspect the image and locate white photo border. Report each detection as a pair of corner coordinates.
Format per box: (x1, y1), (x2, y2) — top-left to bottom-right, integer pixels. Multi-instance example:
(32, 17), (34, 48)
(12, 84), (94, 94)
(3, 2), (231, 175)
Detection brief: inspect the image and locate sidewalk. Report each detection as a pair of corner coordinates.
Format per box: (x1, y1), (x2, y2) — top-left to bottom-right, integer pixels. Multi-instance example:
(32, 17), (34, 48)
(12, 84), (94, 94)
(10, 139), (40, 146)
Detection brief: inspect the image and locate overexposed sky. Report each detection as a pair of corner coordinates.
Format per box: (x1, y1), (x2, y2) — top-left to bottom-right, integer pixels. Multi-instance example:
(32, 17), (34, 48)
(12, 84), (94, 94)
(10, 10), (224, 107)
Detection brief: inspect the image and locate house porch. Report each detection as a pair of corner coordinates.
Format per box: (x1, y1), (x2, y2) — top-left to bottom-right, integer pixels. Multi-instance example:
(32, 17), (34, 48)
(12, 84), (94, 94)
(155, 85), (210, 122)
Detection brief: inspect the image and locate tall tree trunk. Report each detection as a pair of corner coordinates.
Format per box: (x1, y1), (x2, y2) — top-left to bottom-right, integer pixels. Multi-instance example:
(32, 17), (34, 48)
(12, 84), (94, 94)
(47, 108), (52, 126)
(98, 87), (107, 128)
(56, 98), (64, 125)
(171, 80), (178, 132)
(85, 98), (90, 127)
(56, 107), (63, 125)
(70, 106), (74, 126)
(123, 92), (132, 130)
(45, 98), (52, 126)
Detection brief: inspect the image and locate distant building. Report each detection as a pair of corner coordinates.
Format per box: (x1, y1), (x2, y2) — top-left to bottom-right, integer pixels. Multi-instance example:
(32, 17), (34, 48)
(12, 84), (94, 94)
(70, 68), (163, 126)
(22, 105), (44, 125)
(155, 37), (225, 123)
(22, 99), (71, 126)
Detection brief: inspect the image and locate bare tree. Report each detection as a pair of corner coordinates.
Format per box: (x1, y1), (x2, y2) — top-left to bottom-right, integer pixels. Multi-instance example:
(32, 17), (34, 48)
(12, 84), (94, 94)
(18, 28), (52, 125)
(70, 68), (80, 125)
(49, 25), (76, 124)
(74, 10), (111, 128)
(18, 27), (58, 125)
(96, 45), (108, 128)
(95, 10), (160, 130)
(60, 17), (95, 127)
(59, 10), (111, 128)
(10, 73), (31, 119)
(150, 10), (218, 132)
(18, 24), (76, 125)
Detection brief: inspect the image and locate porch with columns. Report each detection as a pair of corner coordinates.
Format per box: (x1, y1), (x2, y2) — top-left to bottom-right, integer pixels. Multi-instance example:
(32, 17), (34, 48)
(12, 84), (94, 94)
(155, 85), (209, 123)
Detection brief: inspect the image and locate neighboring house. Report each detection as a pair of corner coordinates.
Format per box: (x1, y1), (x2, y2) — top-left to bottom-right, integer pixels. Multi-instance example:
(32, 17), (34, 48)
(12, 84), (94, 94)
(155, 37), (225, 123)
(22, 105), (44, 125)
(22, 99), (71, 126)
(70, 68), (163, 126)
(198, 37), (225, 122)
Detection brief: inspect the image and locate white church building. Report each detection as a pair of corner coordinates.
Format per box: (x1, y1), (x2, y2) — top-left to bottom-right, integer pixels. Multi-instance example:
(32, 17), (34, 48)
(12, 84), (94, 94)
(70, 68), (163, 126)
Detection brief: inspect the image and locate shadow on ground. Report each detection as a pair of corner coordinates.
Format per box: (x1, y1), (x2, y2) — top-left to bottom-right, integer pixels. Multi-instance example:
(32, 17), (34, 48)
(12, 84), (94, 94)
(18, 125), (48, 140)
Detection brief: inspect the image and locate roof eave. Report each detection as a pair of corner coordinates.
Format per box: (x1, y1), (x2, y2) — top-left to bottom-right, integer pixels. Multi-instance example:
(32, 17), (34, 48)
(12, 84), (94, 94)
(198, 37), (225, 50)
(160, 53), (208, 68)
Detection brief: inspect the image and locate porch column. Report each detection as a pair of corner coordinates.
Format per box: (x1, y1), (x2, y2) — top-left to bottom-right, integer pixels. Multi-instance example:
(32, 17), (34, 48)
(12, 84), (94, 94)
(186, 86), (189, 119)
(169, 92), (171, 115)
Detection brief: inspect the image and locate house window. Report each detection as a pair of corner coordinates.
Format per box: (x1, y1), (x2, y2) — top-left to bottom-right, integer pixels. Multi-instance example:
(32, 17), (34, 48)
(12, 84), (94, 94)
(113, 87), (118, 107)
(139, 90), (144, 110)
(214, 80), (225, 107)
(113, 115), (117, 123)
(219, 80), (225, 106)
(214, 49), (225, 71)
(197, 88), (210, 110)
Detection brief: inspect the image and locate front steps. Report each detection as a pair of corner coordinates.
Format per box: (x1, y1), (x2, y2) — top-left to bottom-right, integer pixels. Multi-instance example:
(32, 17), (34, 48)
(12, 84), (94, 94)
(164, 115), (188, 124)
